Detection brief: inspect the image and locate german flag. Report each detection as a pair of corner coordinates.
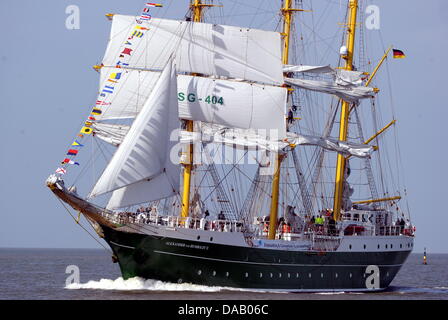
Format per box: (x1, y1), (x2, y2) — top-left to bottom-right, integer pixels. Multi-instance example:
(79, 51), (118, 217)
(393, 49), (406, 59)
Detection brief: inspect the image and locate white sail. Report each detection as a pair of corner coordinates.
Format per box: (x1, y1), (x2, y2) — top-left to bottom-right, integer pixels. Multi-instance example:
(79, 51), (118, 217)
(180, 125), (374, 158)
(283, 64), (333, 74)
(285, 77), (375, 102)
(283, 64), (365, 84)
(90, 58), (179, 198)
(102, 15), (284, 85)
(286, 133), (374, 158)
(95, 69), (161, 121)
(177, 75), (287, 137)
(95, 68), (287, 137)
(106, 173), (177, 210)
(283, 64), (374, 102)
(92, 122), (130, 147)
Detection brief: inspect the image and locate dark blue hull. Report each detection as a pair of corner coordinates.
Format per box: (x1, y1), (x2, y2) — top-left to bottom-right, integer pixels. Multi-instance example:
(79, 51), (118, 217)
(103, 226), (411, 292)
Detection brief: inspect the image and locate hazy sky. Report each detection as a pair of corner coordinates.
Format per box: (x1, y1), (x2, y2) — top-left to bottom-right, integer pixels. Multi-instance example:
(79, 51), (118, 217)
(0, 0), (447, 253)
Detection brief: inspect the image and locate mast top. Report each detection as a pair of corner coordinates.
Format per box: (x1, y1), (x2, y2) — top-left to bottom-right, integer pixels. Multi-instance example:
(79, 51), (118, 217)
(190, 0), (222, 22)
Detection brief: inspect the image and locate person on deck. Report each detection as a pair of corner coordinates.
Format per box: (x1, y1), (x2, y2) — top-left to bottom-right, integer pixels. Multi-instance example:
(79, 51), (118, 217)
(315, 215), (324, 233)
(328, 216), (336, 236)
(287, 109), (294, 124)
(217, 211), (226, 232)
(399, 218), (405, 233)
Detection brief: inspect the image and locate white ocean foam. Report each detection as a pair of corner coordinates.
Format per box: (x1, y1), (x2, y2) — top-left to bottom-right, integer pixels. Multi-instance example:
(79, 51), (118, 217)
(393, 286), (448, 294)
(434, 287), (448, 290)
(65, 277), (287, 293)
(314, 291), (346, 295)
(66, 277), (225, 292)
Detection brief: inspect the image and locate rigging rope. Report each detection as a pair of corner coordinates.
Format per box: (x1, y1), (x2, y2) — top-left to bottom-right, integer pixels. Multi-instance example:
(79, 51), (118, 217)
(56, 197), (112, 253)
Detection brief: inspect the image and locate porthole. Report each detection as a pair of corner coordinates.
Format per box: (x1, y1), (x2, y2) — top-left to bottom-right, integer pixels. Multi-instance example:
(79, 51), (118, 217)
(308, 273), (312, 278)
(349, 244), (352, 250)
(385, 244), (388, 249)
(210, 237), (213, 241)
(197, 270), (202, 275)
(245, 272), (249, 278)
(178, 278), (183, 284)
(279, 273), (282, 278)
(226, 272), (229, 277)
(363, 244), (366, 250)
(321, 273), (324, 278)
(296, 273), (299, 278)
(377, 244), (380, 249)
(197, 236), (200, 240)
(270, 273), (273, 278)
(259, 273), (263, 278)
(400, 244), (403, 248)
(335, 273), (338, 278)
(391, 244), (393, 249)
(288, 273), (291, 278)
(349, 273), (352, 278)
(212, 271), (216, 276)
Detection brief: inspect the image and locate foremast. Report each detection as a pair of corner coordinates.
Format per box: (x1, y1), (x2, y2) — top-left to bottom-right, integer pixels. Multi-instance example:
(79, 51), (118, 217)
(268, 0), (302, 239)
(332, 0), (359, 221)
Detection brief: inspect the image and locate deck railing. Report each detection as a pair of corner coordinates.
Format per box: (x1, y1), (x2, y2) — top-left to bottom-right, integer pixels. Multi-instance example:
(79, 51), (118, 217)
(101, 210), (411, 239)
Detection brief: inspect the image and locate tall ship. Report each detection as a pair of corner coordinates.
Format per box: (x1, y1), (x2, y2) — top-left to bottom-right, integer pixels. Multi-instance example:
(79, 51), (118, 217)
(47, 0), (415, 291)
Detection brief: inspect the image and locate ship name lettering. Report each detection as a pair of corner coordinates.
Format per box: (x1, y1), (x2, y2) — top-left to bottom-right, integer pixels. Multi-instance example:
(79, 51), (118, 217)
(178, 91), (224, 105)
(165, 241), (209, 250)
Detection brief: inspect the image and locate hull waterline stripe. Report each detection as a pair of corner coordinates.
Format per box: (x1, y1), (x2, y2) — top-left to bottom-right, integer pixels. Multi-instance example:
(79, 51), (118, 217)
(153, 250), (404, 268)
(211, 287), (386, 293)
(110, 241), (135, 249)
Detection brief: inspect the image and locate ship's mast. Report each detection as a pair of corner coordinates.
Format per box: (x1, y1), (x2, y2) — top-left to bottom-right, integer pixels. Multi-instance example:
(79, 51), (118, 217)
(332, 0), (359, 221)
(268, 0), (296, 240)
(181, 0), (214, 219)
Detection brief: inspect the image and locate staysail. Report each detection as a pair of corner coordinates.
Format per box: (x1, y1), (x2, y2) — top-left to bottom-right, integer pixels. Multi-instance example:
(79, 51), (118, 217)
(90, 58), (180, 204)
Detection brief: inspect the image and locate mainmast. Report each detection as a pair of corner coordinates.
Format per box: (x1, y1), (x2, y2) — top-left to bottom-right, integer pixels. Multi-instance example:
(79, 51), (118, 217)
(268, 0), (297, 240)
(332, 0), (359, 221)
(180, 0), (213, 219)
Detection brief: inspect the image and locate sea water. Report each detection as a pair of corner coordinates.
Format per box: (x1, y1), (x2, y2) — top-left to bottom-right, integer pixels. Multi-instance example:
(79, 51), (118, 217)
(0, 249), (447, 300)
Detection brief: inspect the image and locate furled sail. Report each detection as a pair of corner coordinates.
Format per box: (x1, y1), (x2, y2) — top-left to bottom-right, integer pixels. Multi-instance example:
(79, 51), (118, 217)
(94, 122), (374, 158)
(283, 64), (333, 74)
(89, 58), (180, 201)
(285, 77), (375, 102)
(180, 124), (374, 158)
(286, 133), (374, 158)
(283, 64), (375, 102)
(95, 68), (287, 137)
(103, 15), (284, 85)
